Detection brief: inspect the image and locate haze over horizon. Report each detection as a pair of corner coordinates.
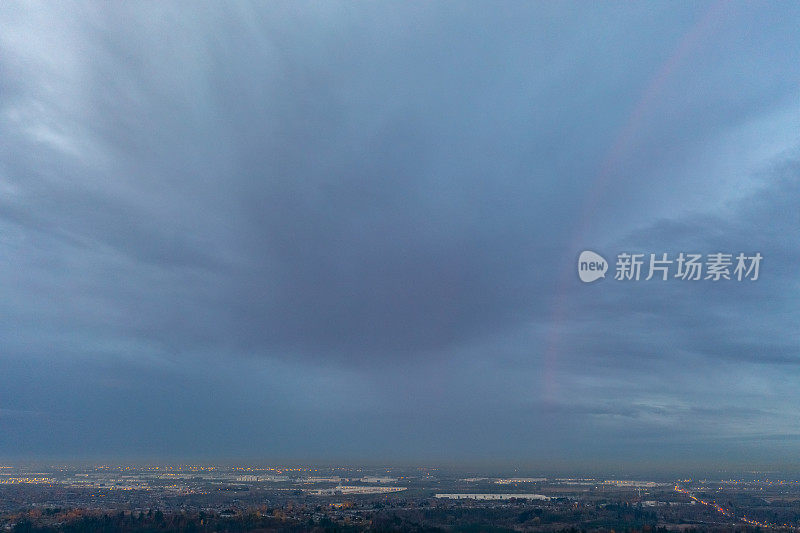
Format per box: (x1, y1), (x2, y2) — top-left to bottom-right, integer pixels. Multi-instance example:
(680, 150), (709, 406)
(1, 2), (799, 469)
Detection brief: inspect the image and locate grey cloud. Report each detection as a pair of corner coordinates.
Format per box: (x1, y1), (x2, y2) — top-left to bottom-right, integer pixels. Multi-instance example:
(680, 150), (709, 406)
(1, 1), (799, 463)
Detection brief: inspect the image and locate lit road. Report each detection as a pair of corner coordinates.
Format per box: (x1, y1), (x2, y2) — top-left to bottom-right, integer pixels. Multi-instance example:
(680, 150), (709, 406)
(674, 484), (777, 529)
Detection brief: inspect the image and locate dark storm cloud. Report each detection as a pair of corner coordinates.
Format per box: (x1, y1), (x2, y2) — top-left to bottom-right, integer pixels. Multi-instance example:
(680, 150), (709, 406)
(1, 1), (799, 463)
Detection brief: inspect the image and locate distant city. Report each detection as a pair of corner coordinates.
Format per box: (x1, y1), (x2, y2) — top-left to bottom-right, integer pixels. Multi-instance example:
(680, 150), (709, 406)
(2, 463), (800, 531)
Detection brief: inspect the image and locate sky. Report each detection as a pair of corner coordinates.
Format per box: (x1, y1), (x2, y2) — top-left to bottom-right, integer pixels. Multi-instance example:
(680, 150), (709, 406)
(0, 2), (798, 471)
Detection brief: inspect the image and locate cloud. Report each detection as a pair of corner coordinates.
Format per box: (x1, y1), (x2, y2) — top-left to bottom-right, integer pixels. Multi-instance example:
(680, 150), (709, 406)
(0, 1), (799, 463)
